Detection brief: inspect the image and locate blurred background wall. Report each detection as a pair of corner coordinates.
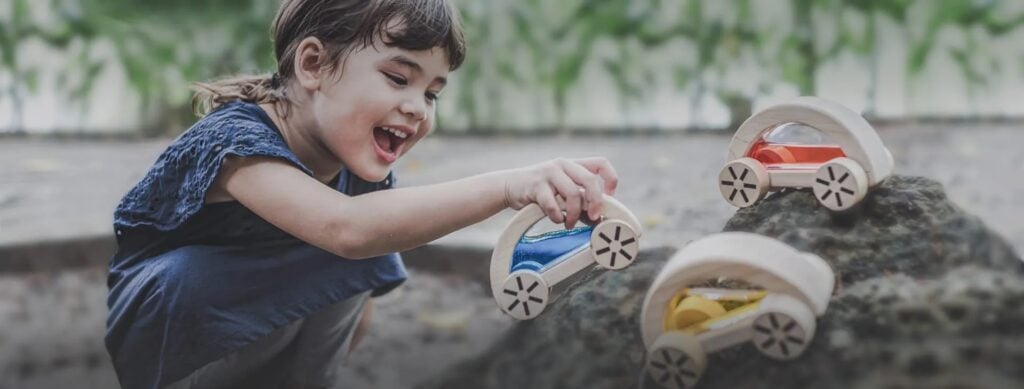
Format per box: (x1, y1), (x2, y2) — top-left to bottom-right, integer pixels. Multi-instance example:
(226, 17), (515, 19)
(2, 0), (1024, 135)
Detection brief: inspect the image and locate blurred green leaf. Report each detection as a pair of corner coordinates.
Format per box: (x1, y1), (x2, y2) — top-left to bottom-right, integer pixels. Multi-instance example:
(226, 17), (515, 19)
(5, 0), (1024, 133)
(24, 69), (39, 92)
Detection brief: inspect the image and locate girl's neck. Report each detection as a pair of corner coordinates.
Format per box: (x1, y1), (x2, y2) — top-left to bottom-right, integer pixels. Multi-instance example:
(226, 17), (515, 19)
(259, 102), (343, 184)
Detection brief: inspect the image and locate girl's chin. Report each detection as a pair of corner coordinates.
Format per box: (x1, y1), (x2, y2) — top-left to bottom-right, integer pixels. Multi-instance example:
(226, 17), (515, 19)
(346, 164), (391, 183)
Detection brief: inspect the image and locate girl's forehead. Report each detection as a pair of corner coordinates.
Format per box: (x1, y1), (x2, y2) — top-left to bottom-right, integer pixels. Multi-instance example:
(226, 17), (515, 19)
(366, 45), (451, 77)
(372, 14), (461, 71)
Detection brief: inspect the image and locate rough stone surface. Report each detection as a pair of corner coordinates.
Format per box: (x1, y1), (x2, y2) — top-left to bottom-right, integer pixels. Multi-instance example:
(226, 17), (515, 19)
(420, 175), (1024, 389)
(724, 175), (1022, 285)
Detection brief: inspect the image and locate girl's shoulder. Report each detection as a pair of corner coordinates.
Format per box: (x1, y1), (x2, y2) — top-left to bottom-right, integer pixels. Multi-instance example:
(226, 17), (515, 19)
(179, 101), (305, 165)
(114, 100), (309, 231)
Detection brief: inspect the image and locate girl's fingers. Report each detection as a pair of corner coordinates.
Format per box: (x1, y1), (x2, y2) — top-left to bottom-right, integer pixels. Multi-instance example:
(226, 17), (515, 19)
(560, 160), (606, 219)
(573, 157), (619, 195)
(547, 171), (583, 229)
(535, 185), (564, 225)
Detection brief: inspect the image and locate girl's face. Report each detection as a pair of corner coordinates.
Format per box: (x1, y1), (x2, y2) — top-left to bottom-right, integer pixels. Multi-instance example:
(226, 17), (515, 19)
(310, 41), (450, 182)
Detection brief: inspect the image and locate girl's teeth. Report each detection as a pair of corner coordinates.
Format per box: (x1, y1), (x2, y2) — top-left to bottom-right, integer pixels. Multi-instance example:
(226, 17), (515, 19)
(383, 127), (407, 139)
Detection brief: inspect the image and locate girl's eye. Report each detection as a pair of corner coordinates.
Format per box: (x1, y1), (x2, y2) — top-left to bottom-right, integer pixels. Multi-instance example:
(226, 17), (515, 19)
(425, 91), (439, 102)
(384, 72), (407, 86)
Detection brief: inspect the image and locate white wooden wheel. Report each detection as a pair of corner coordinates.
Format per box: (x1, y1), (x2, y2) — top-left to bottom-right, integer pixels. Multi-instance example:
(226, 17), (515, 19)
(495, 270), (549, 320)
(812, 157), (868, 211)
(590, 219), (639, 270)
(718, 157), (769, 208)
(646, 331), (707, 389)
(752, 294), (816, 360)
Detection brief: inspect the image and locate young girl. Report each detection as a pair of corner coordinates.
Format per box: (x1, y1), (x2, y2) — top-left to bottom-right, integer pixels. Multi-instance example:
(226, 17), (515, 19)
(106, 0), (618, 388)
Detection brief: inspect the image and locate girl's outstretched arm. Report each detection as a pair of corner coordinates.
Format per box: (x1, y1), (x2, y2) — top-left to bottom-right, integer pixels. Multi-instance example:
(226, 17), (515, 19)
(213, 157), (618, 259)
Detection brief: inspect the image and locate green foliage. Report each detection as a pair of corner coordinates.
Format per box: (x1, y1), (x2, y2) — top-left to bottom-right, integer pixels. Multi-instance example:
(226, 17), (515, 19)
(2, 0), (1024, 132)
(1, 0), (277, 132)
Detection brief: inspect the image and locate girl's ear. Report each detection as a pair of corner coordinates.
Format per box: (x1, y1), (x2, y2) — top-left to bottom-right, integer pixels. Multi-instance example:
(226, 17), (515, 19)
(294, 36), (326, 92)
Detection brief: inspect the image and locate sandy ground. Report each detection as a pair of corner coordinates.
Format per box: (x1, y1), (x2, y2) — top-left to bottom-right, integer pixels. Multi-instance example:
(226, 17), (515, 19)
(1, 124), (1021, 252)
(0, 124), (1022, 388)
(0, 265), (509, 389)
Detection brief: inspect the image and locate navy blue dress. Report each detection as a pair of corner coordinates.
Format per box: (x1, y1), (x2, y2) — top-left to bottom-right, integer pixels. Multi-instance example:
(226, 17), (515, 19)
(106, 101), (407, 389)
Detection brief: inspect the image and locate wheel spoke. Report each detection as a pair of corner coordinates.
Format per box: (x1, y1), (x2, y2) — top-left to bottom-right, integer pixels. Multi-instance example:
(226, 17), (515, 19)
(658, 371), (671, 384)
(599, 232), (612, 243)
(503, 289), (517, 296)
(673, 353), (689, 367)
(621, 238), (636, 246)
(840, 187), (855, 195)
(728, 166), (738, 179)
(619, 249), (633, 261)
(526, 281), (539, 292)
(595, 247), (611, 255)
(828, 166), (836, 181)
(614, 226), (621, 240)
(516, 276), (524, 290)
(816, 178), (829, 186)
(838, 172), (850, 183)
(673, 375), (686, 388)
(740, 189), (749, 203)
(721, 180), (733, 186)
(785, 335), (804, 345)
(769, 313), (779, 329)
(782, 321), (797, 332)
(834, 192), (843, 208)
(739, 168), (749, 181)
(820, 189), (833, 201)
(729, 188), (739, 201)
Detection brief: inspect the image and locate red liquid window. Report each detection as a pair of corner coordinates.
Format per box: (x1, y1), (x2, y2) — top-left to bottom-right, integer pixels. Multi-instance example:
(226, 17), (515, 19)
(747, 138), (845, 167)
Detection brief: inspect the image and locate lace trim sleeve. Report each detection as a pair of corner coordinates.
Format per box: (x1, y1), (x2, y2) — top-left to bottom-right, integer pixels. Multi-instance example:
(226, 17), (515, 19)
(114, 115), (309, 231)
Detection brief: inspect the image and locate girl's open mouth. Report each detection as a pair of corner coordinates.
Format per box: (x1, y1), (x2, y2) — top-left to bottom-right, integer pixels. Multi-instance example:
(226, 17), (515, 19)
(372, 126), (408, 163)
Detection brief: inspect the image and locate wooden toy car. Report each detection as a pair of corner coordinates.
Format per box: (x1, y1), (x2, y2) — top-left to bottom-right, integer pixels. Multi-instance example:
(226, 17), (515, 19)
(718, 97), (894, 211)
(490, 194), (643, 320)
(640, 232), (835, 388)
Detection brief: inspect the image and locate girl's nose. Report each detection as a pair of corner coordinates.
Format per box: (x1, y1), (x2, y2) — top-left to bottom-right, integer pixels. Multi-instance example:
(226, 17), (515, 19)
(399, 98), (427, 121)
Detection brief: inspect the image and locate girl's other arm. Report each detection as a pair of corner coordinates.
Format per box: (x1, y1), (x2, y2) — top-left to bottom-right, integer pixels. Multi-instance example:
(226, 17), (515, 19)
(214, 157), (617, 259)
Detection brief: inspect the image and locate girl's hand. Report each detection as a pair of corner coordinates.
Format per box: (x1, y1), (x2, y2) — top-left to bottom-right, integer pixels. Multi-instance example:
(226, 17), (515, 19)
(503, 157), (619, 229)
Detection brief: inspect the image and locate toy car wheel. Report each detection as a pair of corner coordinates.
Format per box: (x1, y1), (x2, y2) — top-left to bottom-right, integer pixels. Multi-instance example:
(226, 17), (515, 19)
(591, 219), (639, 270)
(719, 157), (769, 208)
(496, 270), (549, 320)
(812, 157), (868, 211)
(646, 331), (706, 389)
(752, 294), (817, 361)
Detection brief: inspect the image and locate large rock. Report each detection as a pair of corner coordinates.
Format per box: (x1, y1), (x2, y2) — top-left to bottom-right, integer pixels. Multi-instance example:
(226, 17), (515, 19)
(724, 175), (1021, 285)
(420, 176), (1024, 389)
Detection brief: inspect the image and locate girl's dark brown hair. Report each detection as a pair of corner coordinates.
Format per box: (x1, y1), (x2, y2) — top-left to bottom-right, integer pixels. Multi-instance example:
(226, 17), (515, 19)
(193, 0), (466, 116)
